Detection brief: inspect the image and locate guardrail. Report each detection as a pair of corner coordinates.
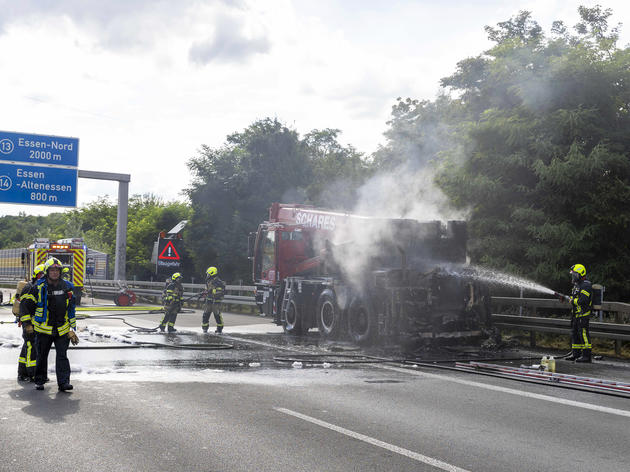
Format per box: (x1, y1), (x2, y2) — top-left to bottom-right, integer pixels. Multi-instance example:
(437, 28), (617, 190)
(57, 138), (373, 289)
(3, 277), (629, 354)
(81, 279), (257, 307)
(492, 296), (630, 355)
(0, 277), (257, 308)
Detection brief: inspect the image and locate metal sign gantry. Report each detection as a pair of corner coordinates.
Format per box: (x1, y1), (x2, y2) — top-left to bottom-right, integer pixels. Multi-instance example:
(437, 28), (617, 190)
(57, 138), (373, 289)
(78, 170), (130, 281)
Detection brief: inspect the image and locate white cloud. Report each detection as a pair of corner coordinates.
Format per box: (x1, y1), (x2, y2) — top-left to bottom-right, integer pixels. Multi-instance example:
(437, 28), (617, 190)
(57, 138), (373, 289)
(189, 12), (272, 64)
(0, 0), (629, 217)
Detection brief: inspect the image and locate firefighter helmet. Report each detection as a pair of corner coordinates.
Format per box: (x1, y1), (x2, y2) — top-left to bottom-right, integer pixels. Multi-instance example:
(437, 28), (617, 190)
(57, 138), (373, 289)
(44, 257), (63, 273)
(171, 272), (183, 281)
(570, 264), (586, 277)
(33, 264), (45, 279)
(570, 264), (586, 284)
(206, 266), (218, 277)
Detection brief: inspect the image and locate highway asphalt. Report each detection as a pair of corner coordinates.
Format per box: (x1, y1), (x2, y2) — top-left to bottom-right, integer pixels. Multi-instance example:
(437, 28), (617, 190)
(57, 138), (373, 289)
(0, 301), (629, 471)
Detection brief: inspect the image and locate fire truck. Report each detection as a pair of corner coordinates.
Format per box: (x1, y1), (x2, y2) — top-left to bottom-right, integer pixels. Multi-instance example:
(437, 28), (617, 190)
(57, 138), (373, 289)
(26, 237), (87, 305)
(249, 203), (492, 350)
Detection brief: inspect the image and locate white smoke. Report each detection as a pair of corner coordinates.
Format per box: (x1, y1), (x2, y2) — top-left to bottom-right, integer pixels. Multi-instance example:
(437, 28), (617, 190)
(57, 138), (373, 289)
(325, 128), (468, 287)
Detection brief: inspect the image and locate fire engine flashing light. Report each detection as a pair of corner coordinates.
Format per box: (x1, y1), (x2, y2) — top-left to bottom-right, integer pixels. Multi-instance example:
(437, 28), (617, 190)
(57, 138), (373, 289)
(51, 244), (70, 250)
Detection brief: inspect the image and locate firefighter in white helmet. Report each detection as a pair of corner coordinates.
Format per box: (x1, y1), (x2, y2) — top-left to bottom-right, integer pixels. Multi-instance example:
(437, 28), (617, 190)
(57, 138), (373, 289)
(202, 266), (226, 334)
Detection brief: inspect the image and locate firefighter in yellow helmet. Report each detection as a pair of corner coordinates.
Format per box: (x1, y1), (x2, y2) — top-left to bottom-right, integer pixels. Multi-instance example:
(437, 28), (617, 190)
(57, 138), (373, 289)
(202, 266), (226, 334)
(21, 257), (78, 391)
(16, 264), (45, 382)
(159, 272), (183, 333)
(566, 264), (593, 363)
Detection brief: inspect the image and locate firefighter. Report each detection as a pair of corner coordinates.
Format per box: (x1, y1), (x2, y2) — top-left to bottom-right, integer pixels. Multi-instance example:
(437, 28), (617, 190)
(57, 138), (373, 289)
(159, 272), (183, 333)
(202, 266), (226, 334)
(21, 257), (79, 391)
(16, 264), (45, 382)
(566, 263), (593, 363)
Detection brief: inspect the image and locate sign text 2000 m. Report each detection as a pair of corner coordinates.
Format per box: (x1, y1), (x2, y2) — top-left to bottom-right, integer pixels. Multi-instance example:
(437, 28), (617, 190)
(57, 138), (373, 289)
(0, 130), (79, 167)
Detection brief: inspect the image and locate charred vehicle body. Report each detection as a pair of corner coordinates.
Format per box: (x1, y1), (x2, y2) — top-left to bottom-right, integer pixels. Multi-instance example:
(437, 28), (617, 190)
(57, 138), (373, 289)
(249, 203), (491, 350)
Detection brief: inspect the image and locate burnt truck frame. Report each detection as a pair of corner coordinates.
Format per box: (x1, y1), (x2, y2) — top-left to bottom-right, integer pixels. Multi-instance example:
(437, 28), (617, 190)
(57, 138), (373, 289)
(249, 203), (491, 348)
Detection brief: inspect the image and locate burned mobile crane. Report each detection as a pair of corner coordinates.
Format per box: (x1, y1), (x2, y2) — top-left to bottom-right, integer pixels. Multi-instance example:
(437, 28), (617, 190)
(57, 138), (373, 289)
(249, 203), (492, 349)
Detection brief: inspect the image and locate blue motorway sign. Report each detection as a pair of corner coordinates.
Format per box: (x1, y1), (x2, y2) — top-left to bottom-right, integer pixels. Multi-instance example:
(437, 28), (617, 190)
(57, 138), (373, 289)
(0, 162), (77, 207)
(0, 130), (79, 167)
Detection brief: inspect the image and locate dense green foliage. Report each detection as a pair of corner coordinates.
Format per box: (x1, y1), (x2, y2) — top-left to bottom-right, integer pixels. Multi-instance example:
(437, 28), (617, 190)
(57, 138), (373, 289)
(0, 195), (191, 281)
(378, 6), (630, 298)
(185, 118), (369, 282)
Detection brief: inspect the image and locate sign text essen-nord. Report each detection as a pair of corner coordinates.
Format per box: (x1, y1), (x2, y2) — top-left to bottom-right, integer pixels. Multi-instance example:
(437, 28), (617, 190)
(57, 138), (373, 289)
(0, 130), (79, 207)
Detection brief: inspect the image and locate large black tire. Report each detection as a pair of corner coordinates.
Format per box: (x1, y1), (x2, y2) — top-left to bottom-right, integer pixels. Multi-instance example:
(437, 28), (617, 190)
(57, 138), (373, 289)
(347, 297), (376, 345)
(284, 298), (307, 335)
(316, 289), (344, 340)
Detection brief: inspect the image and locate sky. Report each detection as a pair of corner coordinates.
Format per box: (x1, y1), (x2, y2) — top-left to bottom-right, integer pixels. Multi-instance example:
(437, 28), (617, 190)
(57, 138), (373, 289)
(0, 0), (628, 217)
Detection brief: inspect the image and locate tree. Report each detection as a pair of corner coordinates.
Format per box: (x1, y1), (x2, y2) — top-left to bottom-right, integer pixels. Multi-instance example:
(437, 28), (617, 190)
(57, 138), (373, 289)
(303, 128), (369, 210)
(431, 6), (630, 297)
(0, 195), (192, 281)
(186, 118), (312, 282)
(186, 119), (371, 282)
(125, 194), (192, 281)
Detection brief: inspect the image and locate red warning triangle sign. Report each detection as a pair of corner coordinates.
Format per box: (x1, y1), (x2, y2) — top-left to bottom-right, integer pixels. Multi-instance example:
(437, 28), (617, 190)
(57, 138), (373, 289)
(158, 240), (180, 260)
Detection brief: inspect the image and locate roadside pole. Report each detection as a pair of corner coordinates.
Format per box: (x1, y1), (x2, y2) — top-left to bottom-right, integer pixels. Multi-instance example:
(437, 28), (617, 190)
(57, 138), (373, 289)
(78, 170), (130, 281)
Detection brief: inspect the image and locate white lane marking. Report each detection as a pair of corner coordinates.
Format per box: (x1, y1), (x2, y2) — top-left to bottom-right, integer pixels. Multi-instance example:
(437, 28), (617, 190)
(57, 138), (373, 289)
(275, 407), (471, 472)
(380, 365), (630, 419)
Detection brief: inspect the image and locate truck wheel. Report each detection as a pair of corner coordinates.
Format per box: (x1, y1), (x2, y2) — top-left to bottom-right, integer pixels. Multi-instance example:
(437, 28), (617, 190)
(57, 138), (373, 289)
(284, 298), (307, 335)
(347, 297), (375, 345)
(317, 290), (343, 339)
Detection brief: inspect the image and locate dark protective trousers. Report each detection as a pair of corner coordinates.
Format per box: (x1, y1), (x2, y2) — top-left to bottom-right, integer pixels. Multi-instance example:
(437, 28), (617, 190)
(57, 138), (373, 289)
(34, 332), (71, 387)
(160, 303), (181, 329)
(571, 316), (591, 352)
(202, 301), (224, 332)
(18, 331), (37, 379)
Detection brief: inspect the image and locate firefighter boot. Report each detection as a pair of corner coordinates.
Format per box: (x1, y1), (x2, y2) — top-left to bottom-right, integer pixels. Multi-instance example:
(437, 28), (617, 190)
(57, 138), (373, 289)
(158, 325), (165, 332)
(576, 349), (592, 363)
(565, 350), (581, 361)
(168, 327), (177, 333)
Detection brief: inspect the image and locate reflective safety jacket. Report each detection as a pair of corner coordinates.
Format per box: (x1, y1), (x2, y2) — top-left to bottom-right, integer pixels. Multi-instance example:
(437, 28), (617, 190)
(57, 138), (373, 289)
(570, 279), (593, 318)
(205, 276), (226, 301)
(21, 279), (76, 335)
(163, 280), (183, 307)
(18, 279), (37, 324)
